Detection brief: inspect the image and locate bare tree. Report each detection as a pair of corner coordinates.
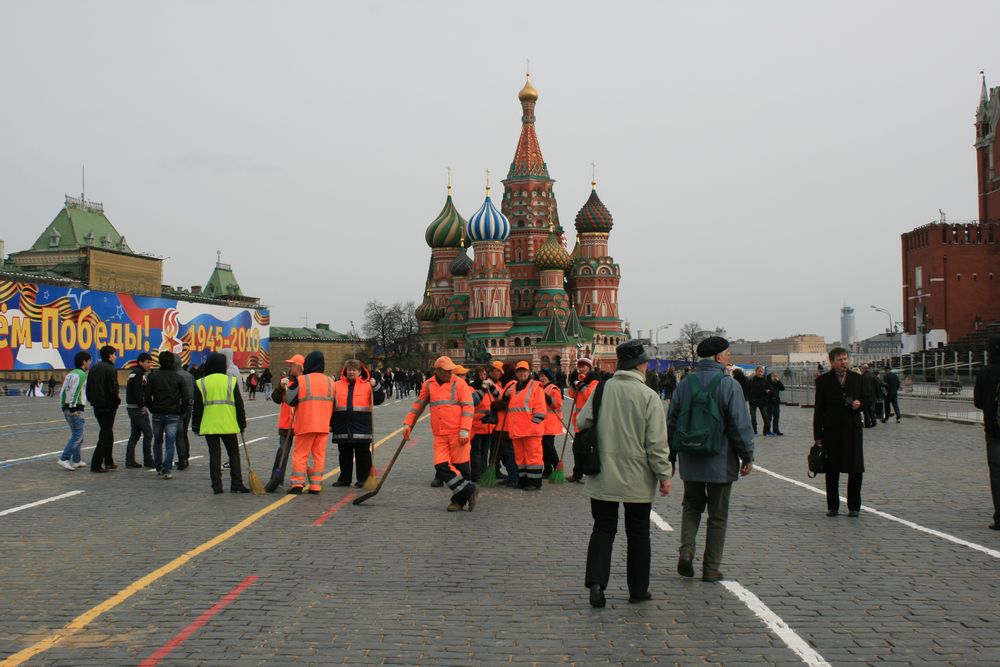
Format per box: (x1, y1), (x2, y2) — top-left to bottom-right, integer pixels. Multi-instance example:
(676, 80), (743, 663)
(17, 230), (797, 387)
(672, 322), (728, 363)
(363, 300), (421, 364)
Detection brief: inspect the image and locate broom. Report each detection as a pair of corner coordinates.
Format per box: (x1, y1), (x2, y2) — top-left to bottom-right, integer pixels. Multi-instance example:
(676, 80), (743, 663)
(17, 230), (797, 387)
(550, 407), (575, 484)
(239, 432), (266, 495)
(478, 405), (509, 488)
(362, 377), (379, 492)
(265, 409), (295, 493)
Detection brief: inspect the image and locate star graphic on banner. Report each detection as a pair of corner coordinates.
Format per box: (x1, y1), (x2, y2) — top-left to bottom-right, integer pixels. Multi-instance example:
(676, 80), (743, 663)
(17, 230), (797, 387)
(114, 305), (125, 320)
(42, 290), (50, 300)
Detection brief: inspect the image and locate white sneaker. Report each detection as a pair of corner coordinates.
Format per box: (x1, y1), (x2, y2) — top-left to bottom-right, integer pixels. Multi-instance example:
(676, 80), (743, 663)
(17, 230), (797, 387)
(58, 459), (75, 471)
(73, 461), (87, 468)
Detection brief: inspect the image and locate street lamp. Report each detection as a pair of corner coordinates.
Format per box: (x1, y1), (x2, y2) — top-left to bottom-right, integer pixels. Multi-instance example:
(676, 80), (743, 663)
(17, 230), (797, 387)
(869, 306), (897, 336)
(350, 320), (357, 359)
(655, 324), (672, 354)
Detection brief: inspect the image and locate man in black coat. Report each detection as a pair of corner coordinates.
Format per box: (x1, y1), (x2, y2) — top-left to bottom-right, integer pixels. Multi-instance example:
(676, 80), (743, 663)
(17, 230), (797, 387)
(882, 368), (902, 423)
(973, 335), (1000, 530)
(813, 347), (867, 517)
(748, 367), (772, 436)
(860, 365), (879, 428)
(86, 345), (121, 472)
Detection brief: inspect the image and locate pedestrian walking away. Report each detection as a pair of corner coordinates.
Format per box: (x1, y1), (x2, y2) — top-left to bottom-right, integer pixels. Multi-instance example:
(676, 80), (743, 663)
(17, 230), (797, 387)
(192, 352), (250, 494)
(86, 345), (121, 472)
(124, 352), (154, 468)
(814, 347), (867, 517)
(58, 351), (92, 470)
(767, 371), (785, 435)
(882, 367), (902, 423)
(580, 340), (671, 607)
(973, 335), (1000, 531)
(668, 336), (754, 583)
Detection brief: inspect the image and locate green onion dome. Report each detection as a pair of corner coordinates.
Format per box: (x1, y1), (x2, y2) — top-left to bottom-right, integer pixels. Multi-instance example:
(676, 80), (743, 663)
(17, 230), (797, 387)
(415, 293), (444, 321)
(534, 229), (572, 271)
(425, 187), (468, 249)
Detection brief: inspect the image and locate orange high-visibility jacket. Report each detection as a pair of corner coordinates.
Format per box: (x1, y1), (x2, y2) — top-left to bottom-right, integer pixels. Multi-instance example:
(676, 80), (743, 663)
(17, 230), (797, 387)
(542, 383), (564, 436)
(404, 376), (474, 436)
(471, 384), (496, 436)
(278, 401), (293, 430)
(287, 373), (334, 435)
(504, 379), (546, 439)
(569, 377), (599, 433)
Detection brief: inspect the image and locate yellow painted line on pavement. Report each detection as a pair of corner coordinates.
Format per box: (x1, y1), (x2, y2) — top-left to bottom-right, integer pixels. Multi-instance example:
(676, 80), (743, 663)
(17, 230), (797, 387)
(0, 417), (422, 666)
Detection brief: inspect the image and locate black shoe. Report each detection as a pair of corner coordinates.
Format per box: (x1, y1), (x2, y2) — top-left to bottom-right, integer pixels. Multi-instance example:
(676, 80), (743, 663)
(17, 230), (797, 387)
(989, 522), (999, 530)
(125, 462), (143, 469)
(677, 551), (695, 578)
(331, 480), (351, 487)
(352, 481), (364, 488)
(568, 476), (583, 484)
(143, 462), (156, 468)
(467, 486), (479, 512)
(881, 418), (888, 424)
(307, 489), (320, 495)
(826, 509), (839, 517)
(702, 570), (724, 583)
(848, 510), (860, 517)
(213, 488), (224, 495)
(589, 584), (606, 608)
(430, 478), (443, 488)
(628, 592), (652, 603)
(231, 486), (251, 493)
(287, 487), (303, 495)
(896, 419), (901, 423)
(91, 468), (108, 473)
(177, 463), (188, 470)
(774, 432), (784, 436)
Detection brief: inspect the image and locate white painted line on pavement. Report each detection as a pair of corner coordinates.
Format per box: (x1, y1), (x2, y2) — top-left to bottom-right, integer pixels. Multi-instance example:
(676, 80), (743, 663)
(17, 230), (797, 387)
(246, 413), (278, 421)
(0, 490), (85, 517)
(722, 580), (831, 667)
(0, 445), (96, 466)
(650, 510), (673, 532)
(755, 465), (1000, 560)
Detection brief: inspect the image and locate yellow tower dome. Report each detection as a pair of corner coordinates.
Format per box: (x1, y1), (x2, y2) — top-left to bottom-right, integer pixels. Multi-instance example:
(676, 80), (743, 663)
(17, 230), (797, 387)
(518, 74), (538, 102)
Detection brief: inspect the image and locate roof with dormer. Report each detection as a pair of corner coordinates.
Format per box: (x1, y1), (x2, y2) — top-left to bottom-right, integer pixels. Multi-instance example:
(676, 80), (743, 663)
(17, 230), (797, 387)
(203, 261), (244, 299)
(30, 196), (133, 253)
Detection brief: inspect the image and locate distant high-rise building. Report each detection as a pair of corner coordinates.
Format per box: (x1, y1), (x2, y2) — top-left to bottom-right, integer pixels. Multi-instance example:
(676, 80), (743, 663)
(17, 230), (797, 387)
(840, 305), (857, 351)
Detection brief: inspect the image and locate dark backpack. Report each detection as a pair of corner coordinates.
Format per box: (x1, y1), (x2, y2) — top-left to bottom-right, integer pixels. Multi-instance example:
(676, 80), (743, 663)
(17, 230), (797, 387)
(672, 373), (726, 456)
(572, 380), (606, 476)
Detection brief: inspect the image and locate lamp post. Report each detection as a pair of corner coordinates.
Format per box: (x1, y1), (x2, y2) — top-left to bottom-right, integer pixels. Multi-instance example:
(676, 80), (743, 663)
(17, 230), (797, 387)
(870, 305), (900, 354)
(655, 324), (672, 356)
(350, 320), (357, 359)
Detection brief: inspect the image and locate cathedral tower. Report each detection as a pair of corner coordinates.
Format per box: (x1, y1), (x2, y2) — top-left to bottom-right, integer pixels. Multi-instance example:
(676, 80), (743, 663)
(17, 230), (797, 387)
(466, 181), (513, 336)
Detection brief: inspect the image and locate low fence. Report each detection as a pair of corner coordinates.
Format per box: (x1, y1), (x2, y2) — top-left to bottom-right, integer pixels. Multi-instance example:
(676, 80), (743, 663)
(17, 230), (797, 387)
(779, 381), (982, 425)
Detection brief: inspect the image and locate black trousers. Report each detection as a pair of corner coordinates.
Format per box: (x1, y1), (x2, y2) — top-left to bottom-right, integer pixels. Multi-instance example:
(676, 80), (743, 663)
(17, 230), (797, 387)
(988, 435), (1000, 525)
(470, 433), (490, 481)
(337, 441), (372, 483)
(542, 434), (559, 476)
(825, 470), (863, 512)
(175, 405), (192, 466)
(749, 404), (769, 434)
(271, 428), (294, 480)
(206, 433), (244, 491)
(584, 498), (651, 597)
(884, 395), (901, 420)
(125, 408), (152, 465)
(91, 407), (118, 471)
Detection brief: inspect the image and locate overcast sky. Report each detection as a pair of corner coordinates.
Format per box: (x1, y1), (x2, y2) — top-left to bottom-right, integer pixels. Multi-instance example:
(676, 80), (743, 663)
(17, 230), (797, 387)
(2, 1), (997, 344)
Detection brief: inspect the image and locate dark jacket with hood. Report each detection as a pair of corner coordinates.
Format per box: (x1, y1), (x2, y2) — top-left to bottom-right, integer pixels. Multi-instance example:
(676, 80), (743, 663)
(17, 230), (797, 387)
(330, 364), (386, 443)
(192, 352), (247, 433)
(86, 358), (120, 409)
(145, 352), (192, 416)
(125, 366), (148, 409)
(974, 336), (1000, 439)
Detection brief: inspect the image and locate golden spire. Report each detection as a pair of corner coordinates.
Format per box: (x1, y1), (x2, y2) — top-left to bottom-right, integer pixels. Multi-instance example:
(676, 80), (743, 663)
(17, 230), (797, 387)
(485, 168), (491, 196)
(447, 165), (452, 197)
(518, 66), (538, 102)
(591, 161), (597, 190)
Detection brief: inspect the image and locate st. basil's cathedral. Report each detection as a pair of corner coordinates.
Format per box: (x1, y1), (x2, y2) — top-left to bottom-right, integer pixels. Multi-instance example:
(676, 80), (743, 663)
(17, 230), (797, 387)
(415, 74), (627, 372)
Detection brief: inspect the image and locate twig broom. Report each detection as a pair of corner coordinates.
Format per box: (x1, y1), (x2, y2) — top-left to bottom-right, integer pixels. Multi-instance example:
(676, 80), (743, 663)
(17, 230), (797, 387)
(240, 432), (266, 496)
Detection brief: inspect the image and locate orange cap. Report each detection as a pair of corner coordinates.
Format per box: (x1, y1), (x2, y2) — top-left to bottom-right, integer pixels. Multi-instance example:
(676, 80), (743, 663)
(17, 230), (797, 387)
(284, 354), (305, 366)
(490, 360), (504, 371)
(434, 356), (457, 371)
(515, 361), (531, 371)
(455, 365), (469, 375)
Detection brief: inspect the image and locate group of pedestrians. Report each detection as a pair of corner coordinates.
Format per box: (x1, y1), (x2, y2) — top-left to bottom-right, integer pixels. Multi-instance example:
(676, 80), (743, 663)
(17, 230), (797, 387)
(732, 366), (785, 435)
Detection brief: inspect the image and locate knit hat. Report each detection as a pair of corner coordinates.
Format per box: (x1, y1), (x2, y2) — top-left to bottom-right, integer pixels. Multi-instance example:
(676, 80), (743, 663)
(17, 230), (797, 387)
(615, 339), (649, 370)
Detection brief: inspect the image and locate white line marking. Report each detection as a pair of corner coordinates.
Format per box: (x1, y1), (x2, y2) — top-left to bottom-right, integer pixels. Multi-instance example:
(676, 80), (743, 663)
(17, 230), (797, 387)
(246, 413), (277, 421)
(650, 510), (673, 532)
(0, 490), (85, 517)
(755, 465), (1000, 560)
(240, 436), (267, 447)
(189, 455), (203, 461)
(722, 580), (831, 667)
(0, 445), (96, 466)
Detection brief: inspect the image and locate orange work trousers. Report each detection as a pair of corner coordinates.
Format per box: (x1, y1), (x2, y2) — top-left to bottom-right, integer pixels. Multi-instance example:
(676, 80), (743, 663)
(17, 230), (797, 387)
(512, 435), (544, 480)
(433, 433), (470, 473)
(290, 432), (328, 491)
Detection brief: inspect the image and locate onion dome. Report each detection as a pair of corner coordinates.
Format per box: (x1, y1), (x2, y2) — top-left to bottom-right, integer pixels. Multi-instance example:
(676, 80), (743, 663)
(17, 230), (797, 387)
(424, 184), (468, 249)
(467, 186), (510, 242)
(574, 182), (613, 234)
(450, 250), (472, 277)
(518, 74), (538, 102)
(534, 229), (572, 271)
(415, 292), (444, 322)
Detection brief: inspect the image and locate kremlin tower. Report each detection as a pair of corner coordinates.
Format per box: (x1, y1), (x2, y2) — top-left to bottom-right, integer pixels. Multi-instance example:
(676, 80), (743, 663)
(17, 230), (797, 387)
(416, 74), (625, 371)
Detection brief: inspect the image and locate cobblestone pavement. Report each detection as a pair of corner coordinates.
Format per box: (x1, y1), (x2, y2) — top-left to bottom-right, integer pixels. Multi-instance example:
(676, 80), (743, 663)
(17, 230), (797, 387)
(0, 394), (997, 666)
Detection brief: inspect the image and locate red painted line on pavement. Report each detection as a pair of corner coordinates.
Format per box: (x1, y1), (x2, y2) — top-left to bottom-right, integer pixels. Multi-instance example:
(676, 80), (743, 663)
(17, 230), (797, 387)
(311, 494), (356, 526)
(405, 437), (420, 449)
(139, 575), (259, 667)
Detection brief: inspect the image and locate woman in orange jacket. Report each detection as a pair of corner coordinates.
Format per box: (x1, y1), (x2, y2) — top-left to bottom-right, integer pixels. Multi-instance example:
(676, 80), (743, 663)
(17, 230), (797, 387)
(539, 368), (564, 478)
(494, 361), (546, 490)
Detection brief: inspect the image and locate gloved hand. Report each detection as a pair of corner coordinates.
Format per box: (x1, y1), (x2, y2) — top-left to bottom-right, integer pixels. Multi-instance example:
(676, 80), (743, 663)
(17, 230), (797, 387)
(402, 425), (411, 440)
(458, 429), (469, 445)
(544, 393), (553, 406)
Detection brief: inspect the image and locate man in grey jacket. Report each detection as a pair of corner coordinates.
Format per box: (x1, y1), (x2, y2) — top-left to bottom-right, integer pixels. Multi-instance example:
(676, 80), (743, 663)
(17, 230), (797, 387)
(578, 340), (672, 608)
(668, 336), (754, 582)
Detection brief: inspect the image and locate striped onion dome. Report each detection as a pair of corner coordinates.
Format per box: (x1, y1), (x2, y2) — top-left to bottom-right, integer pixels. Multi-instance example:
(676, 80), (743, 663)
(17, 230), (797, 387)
(450, 249), (472, 277)
(574, 186), (613, 234)
(424, 188), (468, 249)
(415, 292), (444, 321)
(534, 229), (572, 271)
(466, 190), (510, 242)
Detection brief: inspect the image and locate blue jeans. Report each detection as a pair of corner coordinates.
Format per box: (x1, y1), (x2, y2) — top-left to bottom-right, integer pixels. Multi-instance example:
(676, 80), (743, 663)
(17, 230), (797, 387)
(61, 410), (85, 462)
(152, 413), (180, 473)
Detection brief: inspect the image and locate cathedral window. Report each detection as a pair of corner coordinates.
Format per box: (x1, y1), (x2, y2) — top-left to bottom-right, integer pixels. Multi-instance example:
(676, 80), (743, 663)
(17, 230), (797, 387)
(499, 339), (506, 348)
(515, 337), (522, 347)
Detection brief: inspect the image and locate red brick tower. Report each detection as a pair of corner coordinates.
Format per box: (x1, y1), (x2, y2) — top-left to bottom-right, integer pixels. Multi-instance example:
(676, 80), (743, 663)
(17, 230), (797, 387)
(501, 74), (560, 316)
(976, 72), (1000, 222)
(569, 177), (621, 333)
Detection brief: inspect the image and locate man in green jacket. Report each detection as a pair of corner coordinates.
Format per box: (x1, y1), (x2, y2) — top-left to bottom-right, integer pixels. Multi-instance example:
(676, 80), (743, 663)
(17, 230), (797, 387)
(577, 340), (672, 608)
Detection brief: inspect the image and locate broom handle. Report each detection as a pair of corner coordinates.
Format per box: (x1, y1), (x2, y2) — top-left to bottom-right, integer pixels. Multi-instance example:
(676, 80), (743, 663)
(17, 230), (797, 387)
(240, 431), (254, 468)
(557, 389), (576, 461)
(487, 390), (511, 469)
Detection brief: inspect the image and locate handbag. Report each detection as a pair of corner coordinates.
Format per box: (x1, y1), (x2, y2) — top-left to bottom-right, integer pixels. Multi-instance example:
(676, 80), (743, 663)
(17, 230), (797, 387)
(572, 380), (606, 476)
(807, 442), (827, 478)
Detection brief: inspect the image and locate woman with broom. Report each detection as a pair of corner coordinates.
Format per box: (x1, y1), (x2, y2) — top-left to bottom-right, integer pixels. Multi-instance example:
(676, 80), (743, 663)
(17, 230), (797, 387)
(330, 360), (386, 489)
(192, 352), (251, 494)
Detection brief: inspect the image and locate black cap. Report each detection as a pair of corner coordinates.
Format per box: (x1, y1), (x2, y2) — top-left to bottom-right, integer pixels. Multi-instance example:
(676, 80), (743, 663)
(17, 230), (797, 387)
(616, 339), (649, 370)
(696, 336), (730, 358)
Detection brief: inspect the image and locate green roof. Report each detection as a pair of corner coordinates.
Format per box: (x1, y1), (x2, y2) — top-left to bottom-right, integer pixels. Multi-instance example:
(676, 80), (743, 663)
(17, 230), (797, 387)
(271, 326), (350, 341)
(539, 311), (570, 344)
(203, 262), (244, 298)
(31, 197), (132, 253)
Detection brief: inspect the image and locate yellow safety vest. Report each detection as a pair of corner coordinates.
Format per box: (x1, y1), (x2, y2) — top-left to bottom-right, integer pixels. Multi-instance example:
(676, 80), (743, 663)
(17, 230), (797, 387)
(197, 374), (239, 435)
